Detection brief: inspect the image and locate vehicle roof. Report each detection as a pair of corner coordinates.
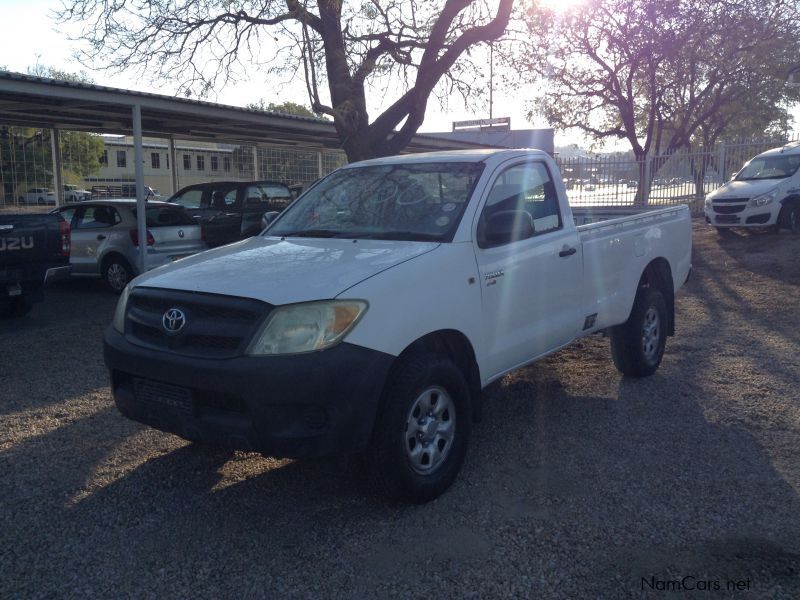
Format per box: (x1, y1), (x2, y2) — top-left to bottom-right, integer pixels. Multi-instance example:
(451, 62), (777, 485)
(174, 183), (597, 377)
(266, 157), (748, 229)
(757, 143), (800, 158)
(174, 180), (291, 189)
(344, 148), (550, 168)
(60, 199), (178, 207)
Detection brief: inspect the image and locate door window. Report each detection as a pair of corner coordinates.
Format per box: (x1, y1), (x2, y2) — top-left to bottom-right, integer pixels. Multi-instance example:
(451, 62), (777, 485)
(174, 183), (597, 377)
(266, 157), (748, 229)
(244, 184), (292, 209)
(209, 187), (239, 210)
(478, 162), (561, 248)
(58, 206), (78, 225)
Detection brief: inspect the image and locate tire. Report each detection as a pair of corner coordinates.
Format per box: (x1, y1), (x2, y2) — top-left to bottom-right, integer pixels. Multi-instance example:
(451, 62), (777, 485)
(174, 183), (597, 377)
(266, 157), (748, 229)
(102, 256), (133, 294)
(715, 227), (733, 236)
(37, 197), (44, 205)
(610, 287), (668, 377)
(364, 352), (472, 503)
(0, 297), (32, 318)
(779, 202), (800, 234)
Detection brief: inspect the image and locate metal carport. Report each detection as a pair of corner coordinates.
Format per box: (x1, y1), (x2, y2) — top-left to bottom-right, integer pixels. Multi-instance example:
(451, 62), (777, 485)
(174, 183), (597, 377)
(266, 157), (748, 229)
(0, 71), (489, 273)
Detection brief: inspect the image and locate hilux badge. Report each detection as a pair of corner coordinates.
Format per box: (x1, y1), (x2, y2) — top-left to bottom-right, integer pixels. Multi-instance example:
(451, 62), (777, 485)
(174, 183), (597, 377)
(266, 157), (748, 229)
(162, 308), (186, 334)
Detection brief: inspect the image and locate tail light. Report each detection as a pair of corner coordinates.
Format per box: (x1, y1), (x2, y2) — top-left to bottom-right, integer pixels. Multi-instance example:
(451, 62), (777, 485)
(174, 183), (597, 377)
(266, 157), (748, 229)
(59, 218), (71, 257)
(129, 229), (155, 246)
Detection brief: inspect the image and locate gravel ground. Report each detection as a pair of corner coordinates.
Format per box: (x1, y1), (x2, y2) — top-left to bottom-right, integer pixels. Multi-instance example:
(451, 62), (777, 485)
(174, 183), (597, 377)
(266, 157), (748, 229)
(2, 221), (799, 598)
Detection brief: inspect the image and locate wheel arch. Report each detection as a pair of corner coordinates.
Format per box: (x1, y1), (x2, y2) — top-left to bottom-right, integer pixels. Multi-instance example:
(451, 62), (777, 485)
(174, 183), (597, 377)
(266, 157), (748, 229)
(394, 329), (483, 423)
(637, 257), (675, 336)
(99, 251), (134, 276)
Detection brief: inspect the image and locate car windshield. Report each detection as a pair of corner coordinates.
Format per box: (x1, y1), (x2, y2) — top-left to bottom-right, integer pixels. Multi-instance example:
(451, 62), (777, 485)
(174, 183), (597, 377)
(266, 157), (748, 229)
(736, 155), (800, 180)
(266, 162), (484, 242)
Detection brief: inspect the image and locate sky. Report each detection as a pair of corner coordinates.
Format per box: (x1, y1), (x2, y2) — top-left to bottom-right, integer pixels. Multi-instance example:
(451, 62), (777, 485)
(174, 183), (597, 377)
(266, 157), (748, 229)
(1, 0), (797, 150)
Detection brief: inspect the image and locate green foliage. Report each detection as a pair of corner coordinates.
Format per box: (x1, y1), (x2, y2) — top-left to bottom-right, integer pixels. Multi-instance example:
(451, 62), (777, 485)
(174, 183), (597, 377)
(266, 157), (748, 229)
(246, 100), (326, 119)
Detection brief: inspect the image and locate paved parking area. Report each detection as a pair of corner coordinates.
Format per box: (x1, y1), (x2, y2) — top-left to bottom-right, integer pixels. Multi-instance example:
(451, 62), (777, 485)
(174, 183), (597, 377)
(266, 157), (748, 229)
(2, 222), (799, 598)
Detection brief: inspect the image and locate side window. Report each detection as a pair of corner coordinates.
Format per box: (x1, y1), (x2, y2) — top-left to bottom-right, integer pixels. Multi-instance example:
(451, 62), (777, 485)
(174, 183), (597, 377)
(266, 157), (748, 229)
(171, 189), (203, 209)
(244, 184), (292, 208)
(209, 187), (239, 210)
(478, 162), (561, 247)
(75, 206), (119, 229)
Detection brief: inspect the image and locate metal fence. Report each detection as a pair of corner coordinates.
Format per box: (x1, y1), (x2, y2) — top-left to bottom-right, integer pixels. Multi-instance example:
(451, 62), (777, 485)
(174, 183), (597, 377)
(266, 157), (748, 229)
(0, 125), (348, 207)
(556, 135), (800, 215)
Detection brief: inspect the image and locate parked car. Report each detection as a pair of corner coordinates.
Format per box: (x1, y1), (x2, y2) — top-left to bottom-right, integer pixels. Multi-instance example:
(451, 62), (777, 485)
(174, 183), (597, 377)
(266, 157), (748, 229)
(1, 212), (71, 317)
(104, 148), (692, 502)
(52, 200), (207, 292)
(63, 184), (91, 203)
(167, 180), (294, 247)
(704, 142), (800, 233)
(91, 184), (160, 200)
(18, 188), (56, 205)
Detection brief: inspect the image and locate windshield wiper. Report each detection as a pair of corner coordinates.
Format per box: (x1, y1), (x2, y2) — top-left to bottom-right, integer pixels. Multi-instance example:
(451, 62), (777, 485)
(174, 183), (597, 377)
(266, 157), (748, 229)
(359, 231), (443, 241)
(277, 229), (343, 238)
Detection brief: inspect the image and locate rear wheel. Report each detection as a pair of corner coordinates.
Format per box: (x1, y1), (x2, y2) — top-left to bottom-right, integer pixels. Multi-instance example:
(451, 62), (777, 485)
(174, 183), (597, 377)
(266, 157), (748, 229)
(364, 352), (471, 503)
(0, 297), (32, 318)
(102, 255), (133, 294)
(610, 287), (668, 377)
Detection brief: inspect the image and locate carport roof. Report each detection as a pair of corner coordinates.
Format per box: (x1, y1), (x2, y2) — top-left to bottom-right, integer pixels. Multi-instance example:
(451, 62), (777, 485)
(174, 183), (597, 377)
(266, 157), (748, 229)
(0, 71), (490, 153)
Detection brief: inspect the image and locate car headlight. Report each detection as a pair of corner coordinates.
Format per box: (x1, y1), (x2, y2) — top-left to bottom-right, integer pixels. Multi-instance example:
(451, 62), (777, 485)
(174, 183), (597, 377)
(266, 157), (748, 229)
(247, 300), (368, 356)
(112, 284), (132, 333)
(704, 195), (713, 208)
(749, 190), (777, 207)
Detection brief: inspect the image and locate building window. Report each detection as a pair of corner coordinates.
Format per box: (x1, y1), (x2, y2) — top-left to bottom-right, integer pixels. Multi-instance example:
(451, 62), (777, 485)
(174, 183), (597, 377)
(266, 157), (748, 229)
(183, 154), (191, 170)
(151, 152), (160, 169)
(100, 150), (108, 166)
(196, 155), (205, 170)
(210, 156), (218, 171)
(116, 150), (126, 168)
(223, 156), (231, 172)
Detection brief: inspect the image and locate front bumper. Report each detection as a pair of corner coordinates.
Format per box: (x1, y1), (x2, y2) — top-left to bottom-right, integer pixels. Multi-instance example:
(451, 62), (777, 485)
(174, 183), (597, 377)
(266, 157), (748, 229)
(704, 202), (781, 227)
(104, 327), (394, 457)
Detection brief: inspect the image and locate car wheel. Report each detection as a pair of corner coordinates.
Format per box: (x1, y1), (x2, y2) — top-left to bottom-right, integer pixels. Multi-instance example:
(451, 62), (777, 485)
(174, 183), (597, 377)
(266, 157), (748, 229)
(781, 202), (800, 234)
(102, 256), (133, 294)
(37, 197), (44, 205)
(0, 297), (32, 318)
(610, 287), (668, 378)
(364, 352), (471, 503)
(715, 227), (733, 236)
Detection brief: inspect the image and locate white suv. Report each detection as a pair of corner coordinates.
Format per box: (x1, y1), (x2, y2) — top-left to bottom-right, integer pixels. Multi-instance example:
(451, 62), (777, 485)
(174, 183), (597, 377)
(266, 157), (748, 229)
(704, 143), (800, 233)
(19, 188), (56, 205)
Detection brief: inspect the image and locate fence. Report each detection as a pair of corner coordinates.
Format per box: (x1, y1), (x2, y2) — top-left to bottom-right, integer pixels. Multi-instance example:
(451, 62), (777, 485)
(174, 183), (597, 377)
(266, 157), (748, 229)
(555, 135), (800, 215)
(0, 126), (348, 207)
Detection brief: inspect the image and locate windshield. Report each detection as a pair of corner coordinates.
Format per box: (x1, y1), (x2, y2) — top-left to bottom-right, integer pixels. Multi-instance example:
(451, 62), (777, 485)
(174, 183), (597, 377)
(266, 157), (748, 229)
(266, 162), (484, 241)
(736, 154), (800, 181)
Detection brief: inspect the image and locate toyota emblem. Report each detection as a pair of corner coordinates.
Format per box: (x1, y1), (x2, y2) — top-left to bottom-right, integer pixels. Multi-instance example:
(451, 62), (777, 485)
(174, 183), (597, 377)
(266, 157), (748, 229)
(162, 308), (187, 335)
(178, 229), (185, 238)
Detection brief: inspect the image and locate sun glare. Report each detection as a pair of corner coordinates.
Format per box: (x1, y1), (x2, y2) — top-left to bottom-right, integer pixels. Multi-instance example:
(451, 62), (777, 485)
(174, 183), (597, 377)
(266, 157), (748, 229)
(538, 0), (587, 13)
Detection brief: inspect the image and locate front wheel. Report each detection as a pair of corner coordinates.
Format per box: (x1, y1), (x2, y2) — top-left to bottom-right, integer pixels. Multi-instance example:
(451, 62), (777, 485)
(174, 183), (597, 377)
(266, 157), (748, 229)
(102, 256), (133, 294)
(364, 352), (471, 503)
(610, 287), (668, 377)
(780, 202), (800, 234)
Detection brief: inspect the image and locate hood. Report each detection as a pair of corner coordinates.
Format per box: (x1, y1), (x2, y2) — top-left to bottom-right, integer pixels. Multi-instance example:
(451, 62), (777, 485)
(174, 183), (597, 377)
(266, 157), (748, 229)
(709, 178), (785, 199)
(132, 235), (439, 305)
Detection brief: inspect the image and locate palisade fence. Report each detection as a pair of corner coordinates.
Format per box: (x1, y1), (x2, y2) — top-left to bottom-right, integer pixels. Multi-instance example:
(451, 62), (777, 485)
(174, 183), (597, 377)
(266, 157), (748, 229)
(555, 135), (800, 215)
(2, 124), (798, 216)
(0, 126), (348, 208)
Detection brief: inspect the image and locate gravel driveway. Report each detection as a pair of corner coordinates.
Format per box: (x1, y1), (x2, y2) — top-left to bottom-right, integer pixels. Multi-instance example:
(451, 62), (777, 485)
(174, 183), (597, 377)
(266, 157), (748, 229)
(2, 221), (799, 598)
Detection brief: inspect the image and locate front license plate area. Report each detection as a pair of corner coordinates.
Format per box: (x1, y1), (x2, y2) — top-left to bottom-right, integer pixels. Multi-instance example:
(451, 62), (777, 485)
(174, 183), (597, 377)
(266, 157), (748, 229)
(134, 378), (194, 414)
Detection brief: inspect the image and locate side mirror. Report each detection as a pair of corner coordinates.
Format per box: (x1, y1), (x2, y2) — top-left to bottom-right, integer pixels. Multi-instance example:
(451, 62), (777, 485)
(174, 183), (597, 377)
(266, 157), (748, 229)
(262, 211), (280, 230)
(483, 210), (535, 247)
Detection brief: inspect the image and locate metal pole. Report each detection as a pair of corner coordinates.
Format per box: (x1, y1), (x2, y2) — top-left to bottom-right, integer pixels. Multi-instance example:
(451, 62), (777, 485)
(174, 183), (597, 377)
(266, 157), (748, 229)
(132, 104), (147, 275)
(318, 151), (324, 179)
(50, 127), (63, 208)
(253, 146), (259, 179)
(489, 42), (494, 120)
(168, 136), (178, 195)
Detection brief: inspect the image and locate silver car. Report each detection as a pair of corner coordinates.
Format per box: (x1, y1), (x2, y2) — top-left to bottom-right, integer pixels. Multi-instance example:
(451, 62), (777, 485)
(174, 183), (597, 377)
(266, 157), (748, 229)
(53, 200), (207, 292)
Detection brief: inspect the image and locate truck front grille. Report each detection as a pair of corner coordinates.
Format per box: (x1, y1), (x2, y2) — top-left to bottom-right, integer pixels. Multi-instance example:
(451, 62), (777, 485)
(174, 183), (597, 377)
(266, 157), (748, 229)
(125, 287), (271, 358)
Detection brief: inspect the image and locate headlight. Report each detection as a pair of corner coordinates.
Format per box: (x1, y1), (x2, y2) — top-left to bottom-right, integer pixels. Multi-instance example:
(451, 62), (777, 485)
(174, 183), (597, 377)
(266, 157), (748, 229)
(749, 190), (777, 207)
(247, 300), (368, 355)
(112, 284), (132, 333)
(704, 195), (713, 208)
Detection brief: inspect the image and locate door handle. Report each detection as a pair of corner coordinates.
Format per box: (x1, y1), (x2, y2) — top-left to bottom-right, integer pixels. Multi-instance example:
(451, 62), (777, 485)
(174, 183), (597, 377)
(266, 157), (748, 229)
(559, 246), (577, 257)
(96, 234), (107, 241)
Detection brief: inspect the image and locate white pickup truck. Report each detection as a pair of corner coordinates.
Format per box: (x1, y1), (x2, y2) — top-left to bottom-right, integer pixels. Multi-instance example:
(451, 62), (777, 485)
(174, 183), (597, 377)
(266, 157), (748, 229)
(104, 149), (692, 502)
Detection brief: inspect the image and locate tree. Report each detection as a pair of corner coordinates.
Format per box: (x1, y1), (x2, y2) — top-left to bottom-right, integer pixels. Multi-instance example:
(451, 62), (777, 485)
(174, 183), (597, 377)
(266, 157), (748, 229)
(247, 99), (326, 119)
(517, 0), (800, 200)
(57, 0), (515, 161)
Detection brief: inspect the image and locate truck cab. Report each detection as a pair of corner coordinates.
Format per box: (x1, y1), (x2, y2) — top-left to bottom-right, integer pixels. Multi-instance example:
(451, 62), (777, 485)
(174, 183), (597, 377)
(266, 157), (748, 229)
(704, 142), (800, 233)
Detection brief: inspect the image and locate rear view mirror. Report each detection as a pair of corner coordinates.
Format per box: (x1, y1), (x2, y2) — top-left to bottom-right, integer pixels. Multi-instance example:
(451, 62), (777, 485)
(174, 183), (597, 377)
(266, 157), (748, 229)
(262, 211), (280, 230)
(483, 210), (535, 247)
